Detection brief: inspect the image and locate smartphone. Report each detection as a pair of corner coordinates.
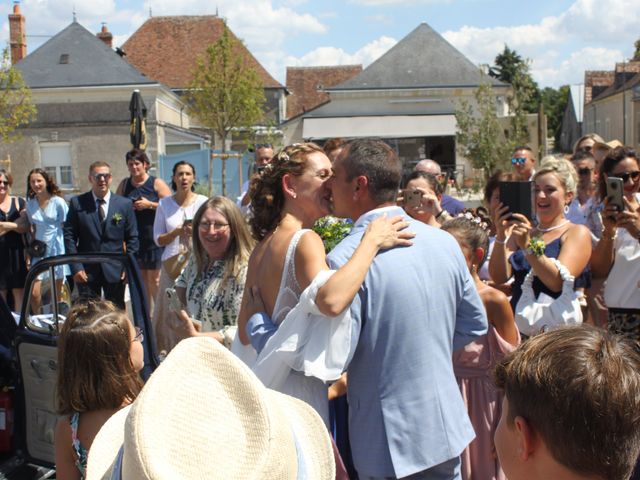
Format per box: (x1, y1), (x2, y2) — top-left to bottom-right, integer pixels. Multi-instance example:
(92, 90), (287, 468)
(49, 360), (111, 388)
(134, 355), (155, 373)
(606, 177), (625, 217)
(166, 288), (183, 313)
(403, 189), (422, 209)
(166, 288), (202, 330)
(499, 181), (534, 221)
(183, 218), (193, 226)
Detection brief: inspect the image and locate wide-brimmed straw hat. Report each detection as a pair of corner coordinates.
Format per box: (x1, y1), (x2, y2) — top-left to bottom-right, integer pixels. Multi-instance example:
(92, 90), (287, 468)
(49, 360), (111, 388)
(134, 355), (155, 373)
(86, 337), (335, 479)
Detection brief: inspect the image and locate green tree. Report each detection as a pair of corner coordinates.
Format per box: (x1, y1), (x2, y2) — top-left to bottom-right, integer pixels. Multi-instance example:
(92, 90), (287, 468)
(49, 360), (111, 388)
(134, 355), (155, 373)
(539, 85), (569, 145)
(634, 38), (640, 60)
(489, 45), (540, 114)
(0, 49), (36, 142)
(186, 22), (265, 196)
(455, 80), (513, 177)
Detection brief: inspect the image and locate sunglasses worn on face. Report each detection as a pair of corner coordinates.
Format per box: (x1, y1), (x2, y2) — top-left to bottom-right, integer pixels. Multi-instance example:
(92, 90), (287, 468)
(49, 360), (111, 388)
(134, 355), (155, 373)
(0, 180), (9, 186)
(613, 171), (640, 183)
(511, 157), (527, 165)
(578, 167), (593, 176)
(92, 173), (112, 181)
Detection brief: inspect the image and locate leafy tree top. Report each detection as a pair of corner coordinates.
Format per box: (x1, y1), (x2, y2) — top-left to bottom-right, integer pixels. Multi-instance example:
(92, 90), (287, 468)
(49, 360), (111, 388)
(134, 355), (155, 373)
(0, 49), (36, 142)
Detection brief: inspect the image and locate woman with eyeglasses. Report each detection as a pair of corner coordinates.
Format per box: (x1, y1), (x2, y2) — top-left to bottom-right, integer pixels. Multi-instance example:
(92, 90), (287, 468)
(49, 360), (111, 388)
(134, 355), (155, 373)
(0, 169), (29, 310)
(172, 197), (254, 344)
(567, 149), (603, 240)
(152, 161), (207, 353)
(591, 146), (640, 346)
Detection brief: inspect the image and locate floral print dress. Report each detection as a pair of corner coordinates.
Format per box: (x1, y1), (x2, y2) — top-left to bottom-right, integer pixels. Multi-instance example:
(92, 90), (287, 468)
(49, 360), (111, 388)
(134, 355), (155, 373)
(175, 258), (247, 332)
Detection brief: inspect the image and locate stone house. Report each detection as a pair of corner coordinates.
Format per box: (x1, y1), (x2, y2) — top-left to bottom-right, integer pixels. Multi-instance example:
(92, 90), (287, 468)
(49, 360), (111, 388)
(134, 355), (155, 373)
(0, 6), (206, 196)
(582, 61), (640, 148)
(281, 22), (519, 179)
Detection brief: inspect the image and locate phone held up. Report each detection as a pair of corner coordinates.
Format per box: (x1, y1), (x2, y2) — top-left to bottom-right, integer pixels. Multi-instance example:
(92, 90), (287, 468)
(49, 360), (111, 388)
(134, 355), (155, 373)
(499, 181), (534, 221)
(605, 177), (625, 219)
(402, 189), (422, 209)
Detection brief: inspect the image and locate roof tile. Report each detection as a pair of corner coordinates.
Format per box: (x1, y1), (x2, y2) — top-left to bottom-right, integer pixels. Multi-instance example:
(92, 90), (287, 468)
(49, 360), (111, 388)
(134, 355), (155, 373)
(122, 16), (282, 90)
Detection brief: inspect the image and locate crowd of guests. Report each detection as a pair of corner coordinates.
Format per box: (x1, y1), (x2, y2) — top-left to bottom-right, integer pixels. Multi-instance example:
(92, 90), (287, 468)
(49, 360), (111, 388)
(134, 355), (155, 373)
(1, 136), (637, 479)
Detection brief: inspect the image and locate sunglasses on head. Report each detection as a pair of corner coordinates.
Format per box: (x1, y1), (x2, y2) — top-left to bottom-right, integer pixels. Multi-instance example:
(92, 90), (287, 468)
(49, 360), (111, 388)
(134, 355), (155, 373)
(92, 173), (112, 181)
(612, 171), (640, 183)
(511, 157), (527, 165)
(578, 167), (593, 176)
(255, 143), (272, 149)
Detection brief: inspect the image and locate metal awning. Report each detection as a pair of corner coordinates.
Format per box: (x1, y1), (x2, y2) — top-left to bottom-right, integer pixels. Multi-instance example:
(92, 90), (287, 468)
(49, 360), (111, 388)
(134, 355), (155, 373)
(302, 115), (457, 140)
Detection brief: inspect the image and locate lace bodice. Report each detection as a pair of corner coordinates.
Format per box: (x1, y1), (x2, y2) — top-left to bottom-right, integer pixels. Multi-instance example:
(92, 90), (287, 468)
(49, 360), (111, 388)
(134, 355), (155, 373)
(272, 229), (309, 325)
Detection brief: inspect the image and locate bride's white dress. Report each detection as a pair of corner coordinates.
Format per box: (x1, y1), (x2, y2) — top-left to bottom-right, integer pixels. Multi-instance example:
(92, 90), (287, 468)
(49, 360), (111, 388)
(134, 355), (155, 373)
(231, 229), (352, 425)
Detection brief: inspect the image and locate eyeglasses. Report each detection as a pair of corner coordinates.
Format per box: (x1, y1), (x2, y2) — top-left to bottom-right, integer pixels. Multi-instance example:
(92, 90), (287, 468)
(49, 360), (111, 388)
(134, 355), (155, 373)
(612, 171), (640, 183)
(199, 221), (229, 232)
(0, 180), (9, 186)
(577, 167), (593, 176)
(511, 157), (527, 165)
(92, 173), (112, 181)
(132, 326), (144, 343)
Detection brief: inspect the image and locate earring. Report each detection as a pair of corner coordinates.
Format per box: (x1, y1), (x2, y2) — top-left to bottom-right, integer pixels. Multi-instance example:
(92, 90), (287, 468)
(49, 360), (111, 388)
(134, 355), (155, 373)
(292, 193), (297, 199)
(564, 204), (569, 214)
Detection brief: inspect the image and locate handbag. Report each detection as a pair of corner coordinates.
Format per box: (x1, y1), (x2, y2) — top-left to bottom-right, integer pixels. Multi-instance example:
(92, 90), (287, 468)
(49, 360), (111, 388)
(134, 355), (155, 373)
(163, 244), (190, 281)
(27, 239), (47, 258)
(514, 257), (583, 337)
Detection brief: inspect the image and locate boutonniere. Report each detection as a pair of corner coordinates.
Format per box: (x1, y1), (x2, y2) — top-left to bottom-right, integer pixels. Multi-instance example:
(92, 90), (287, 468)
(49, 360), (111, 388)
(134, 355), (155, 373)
(112, 212), (123, 226)
(313, 216), (353, 253)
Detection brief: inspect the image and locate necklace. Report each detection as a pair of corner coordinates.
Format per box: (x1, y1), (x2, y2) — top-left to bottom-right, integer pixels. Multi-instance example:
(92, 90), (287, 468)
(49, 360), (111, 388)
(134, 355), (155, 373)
(536, 219), (570, 233)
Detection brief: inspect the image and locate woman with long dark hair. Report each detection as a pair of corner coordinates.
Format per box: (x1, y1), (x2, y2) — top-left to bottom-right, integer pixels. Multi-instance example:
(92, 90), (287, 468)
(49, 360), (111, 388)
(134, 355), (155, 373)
(26, 168), (70, 313)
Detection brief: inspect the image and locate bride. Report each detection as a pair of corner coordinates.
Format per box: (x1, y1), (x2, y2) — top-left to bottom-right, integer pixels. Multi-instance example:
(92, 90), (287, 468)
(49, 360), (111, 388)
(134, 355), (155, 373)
(232, 143), (412, 423)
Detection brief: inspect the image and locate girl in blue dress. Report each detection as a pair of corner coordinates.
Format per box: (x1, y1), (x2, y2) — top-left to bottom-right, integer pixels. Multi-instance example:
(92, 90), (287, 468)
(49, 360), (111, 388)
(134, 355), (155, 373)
(26, 168), (70, 313)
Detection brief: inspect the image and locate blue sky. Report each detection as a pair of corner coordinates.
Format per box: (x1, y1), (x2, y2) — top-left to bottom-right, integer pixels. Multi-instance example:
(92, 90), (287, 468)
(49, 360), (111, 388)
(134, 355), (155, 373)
(1, 0), (637, 88)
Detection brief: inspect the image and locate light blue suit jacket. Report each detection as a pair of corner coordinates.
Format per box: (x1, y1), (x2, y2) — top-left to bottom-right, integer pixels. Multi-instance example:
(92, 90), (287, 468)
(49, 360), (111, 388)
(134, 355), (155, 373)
(327, 206), (487, 478)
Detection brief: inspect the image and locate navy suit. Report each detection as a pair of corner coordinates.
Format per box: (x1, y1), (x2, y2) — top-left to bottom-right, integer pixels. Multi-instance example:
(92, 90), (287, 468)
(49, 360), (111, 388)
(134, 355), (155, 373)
(64, 191), (138, 308)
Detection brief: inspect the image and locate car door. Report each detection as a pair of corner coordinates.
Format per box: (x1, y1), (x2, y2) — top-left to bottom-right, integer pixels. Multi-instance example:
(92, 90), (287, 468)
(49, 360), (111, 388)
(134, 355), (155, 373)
(9, 252), (158, 469)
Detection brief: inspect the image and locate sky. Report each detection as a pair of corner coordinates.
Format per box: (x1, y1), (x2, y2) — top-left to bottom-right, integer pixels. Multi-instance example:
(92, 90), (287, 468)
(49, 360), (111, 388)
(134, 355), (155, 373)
(1, 0), (638, 89)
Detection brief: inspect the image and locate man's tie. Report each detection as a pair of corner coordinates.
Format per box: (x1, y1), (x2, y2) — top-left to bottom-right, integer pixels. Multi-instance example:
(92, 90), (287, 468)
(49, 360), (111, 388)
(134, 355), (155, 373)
(97, 198), (105, 223)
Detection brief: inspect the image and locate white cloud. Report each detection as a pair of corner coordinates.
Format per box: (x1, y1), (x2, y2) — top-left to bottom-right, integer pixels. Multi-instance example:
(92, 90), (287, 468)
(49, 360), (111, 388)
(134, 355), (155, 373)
(442, 0), (639, 87)
(349, 0), (450, 4)
(532, 46), (624, 87)
(286, 35), (397, 67)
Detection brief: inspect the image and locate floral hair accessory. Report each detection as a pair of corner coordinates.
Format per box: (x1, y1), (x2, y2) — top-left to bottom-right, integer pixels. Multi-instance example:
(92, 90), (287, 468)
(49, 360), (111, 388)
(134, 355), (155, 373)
(456, 211), (489, 231)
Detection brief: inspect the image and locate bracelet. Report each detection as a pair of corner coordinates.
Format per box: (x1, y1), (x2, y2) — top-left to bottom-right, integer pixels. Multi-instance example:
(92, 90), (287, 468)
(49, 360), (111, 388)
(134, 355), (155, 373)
(602, 231), (617, 241)
(525, 236), (545, 257)
(494, 237), (507, 245)
(435, 210), (445, 219)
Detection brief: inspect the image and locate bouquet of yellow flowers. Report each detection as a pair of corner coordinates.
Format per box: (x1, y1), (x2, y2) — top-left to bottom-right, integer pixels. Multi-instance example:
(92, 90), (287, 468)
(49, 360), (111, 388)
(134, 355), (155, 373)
(313, 216), (353, 253)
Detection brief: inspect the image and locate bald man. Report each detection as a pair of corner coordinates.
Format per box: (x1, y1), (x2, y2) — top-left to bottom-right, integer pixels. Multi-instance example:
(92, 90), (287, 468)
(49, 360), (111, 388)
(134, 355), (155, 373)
(414, 159), (465, 215)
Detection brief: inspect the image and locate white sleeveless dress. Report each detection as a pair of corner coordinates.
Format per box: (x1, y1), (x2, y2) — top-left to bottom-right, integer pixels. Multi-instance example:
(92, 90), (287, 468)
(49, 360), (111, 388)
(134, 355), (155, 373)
(232, 229), (353, 425)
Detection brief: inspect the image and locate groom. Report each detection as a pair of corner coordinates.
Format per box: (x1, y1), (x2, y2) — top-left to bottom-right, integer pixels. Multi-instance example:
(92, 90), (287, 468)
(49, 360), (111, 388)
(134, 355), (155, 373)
(326, 139), (487, 479)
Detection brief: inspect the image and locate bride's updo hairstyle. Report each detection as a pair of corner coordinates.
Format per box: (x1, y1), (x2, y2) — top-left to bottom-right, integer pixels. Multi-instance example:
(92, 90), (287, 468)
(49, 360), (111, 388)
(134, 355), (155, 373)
(250, 142), (325, 240)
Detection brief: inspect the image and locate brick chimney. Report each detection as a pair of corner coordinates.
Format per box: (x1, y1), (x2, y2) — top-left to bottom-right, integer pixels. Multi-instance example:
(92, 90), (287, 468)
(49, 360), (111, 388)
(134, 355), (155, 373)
(8, 2), (26, 64)
(97, 23), (113, 48)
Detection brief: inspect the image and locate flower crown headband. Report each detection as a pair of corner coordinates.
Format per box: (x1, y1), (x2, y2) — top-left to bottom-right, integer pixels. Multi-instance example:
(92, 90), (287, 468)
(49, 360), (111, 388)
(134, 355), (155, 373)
(456, 211), (489, 231)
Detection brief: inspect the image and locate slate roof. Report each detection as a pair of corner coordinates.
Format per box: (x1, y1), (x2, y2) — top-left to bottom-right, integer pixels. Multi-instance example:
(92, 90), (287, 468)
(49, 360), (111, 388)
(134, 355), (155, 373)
(286, 65), (362, 118)
(122, 16), (283, 90)
(330, 22), (504, 91)
(16, 21), (154, 89)
(591, 71), (640, 103)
